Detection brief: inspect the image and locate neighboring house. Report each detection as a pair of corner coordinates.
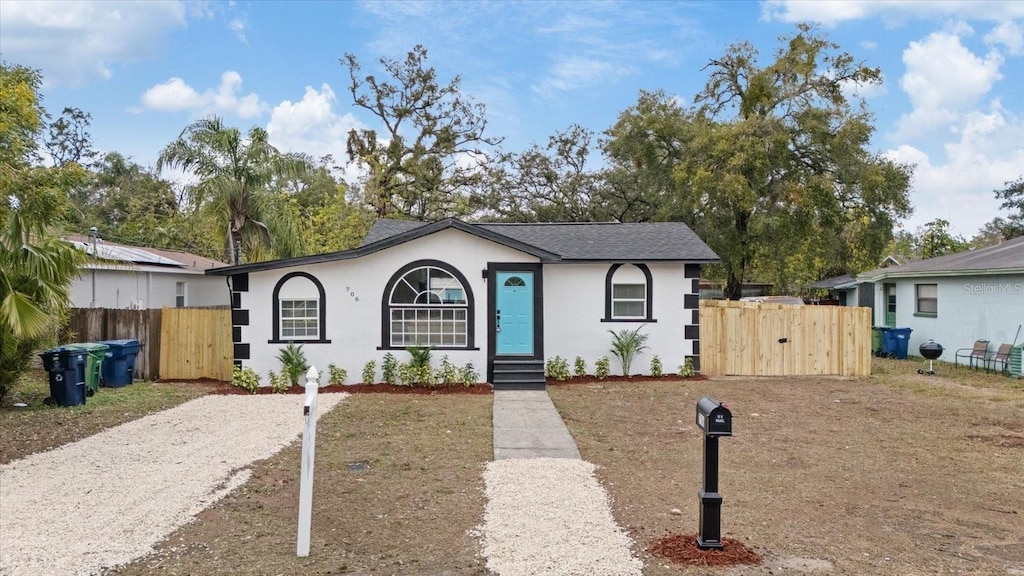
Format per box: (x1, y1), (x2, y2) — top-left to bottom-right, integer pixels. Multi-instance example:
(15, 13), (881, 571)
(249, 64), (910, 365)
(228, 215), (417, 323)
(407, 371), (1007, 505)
(207, 218), (719, 389)
(855, 236), (1024, 359)
(67, 235), (229, 309)
(808, 274), (870, 307)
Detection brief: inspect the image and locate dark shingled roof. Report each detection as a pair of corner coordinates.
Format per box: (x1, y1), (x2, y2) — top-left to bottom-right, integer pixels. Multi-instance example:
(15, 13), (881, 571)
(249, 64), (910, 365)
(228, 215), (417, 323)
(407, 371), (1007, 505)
(209, 218), (717, 275)
(858, 235), (1024, 280)
(809, 274), (856, 290)
(363, 219), (719, 262)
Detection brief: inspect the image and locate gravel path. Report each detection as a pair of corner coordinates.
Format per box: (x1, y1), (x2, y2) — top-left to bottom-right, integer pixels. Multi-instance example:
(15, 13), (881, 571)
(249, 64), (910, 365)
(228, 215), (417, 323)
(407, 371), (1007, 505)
(0, 393), (347, 576)
(480, 458), (642, 576)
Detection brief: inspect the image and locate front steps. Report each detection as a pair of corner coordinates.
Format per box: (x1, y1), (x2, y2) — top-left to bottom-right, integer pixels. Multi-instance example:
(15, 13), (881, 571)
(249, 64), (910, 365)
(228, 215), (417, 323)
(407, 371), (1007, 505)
(491, 359), (546, 390)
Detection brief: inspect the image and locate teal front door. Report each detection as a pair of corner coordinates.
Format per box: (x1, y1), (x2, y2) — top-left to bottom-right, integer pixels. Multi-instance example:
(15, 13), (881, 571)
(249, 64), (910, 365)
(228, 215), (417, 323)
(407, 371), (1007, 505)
(496, 271), (534, 355)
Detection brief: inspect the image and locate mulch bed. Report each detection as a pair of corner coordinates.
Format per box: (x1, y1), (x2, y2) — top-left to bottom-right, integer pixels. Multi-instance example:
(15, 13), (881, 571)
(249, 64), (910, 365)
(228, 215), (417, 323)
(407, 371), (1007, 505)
(548, 374), (708, 385)
(207, 383), (493, 395)
(649, 533), (762, 567)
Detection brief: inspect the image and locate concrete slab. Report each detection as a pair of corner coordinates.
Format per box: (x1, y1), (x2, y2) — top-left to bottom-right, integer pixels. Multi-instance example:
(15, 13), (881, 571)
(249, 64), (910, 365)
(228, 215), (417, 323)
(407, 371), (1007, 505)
(492, 389), (581, 460)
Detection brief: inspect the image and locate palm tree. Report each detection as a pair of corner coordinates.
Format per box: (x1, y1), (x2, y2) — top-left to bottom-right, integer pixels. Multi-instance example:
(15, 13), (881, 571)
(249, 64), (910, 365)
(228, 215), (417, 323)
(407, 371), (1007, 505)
(157, 117), (309, 264)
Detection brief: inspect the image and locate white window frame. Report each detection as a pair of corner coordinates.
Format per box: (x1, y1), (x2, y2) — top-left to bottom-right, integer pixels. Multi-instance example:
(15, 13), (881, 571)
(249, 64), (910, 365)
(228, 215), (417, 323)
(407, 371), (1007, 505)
(611, 282), (647, 319)
(915, 283), (938, 315)
(388, 266), (469, 347)
(175, 281), (187, 308)
(280, 299), (319, 340)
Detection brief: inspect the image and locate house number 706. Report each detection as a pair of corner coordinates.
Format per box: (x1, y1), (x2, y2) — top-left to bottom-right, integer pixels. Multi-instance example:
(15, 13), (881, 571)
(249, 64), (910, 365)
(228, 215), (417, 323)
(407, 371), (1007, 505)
(345, 287), (359, 302)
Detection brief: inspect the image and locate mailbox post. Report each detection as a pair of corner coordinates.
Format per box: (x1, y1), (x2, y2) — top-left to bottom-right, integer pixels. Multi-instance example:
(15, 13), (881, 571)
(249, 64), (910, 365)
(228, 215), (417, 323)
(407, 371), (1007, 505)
(695, 397), (732, 550)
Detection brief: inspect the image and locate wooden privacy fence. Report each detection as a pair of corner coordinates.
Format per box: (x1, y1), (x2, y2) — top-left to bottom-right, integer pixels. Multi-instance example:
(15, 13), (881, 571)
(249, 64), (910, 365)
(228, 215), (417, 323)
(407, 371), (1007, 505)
(69, 307), (232, 382)
(699, 300), (871, 376)
(159, 308), (233, 382)
(67, 309), (161, 380)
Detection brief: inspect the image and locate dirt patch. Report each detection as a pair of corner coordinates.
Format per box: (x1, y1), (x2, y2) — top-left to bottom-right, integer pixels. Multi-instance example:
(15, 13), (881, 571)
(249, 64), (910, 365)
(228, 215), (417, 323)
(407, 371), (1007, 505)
(109, 394), (493, 575)
(968, 434), (1024, 448)
(649, 533), (762, 567)
(208, 382), (493, 395)
(549, 357), (1024, 575)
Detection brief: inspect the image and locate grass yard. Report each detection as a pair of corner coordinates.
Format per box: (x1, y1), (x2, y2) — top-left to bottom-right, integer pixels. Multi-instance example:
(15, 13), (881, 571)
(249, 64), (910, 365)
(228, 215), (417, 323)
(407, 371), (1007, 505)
(109, 393), (493, 576)
(0, 371), (213, 464)
(549, 357), (1024, 575)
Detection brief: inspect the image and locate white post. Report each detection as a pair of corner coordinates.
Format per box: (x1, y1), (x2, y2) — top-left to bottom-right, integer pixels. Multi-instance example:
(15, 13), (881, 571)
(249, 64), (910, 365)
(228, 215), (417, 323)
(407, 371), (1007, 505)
(297, 365), (320, 557)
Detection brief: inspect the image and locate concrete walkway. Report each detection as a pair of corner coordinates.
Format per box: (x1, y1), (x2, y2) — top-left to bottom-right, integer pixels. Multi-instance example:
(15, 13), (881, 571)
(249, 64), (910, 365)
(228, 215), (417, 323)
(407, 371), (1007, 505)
(492, 389), (581, 460)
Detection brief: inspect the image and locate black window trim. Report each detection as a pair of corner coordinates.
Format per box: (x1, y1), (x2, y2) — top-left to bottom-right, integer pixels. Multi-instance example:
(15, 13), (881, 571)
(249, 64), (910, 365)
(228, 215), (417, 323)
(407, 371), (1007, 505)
(602, 263), (657, 323)
(379, 259), (477, 350)
(269, 271), (331, 344)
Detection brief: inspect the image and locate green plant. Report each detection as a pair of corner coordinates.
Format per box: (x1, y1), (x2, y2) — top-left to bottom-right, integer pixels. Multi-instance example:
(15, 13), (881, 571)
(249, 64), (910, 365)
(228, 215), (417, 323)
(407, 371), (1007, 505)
(231, 365), (260, 394)
(276, 343), (309, 386)
(595, 356), (611, 380)
(362, 360), (376, 385)
(381, 353), (398, 385)
(327, 363), (347, 386)
(407, 346), (433, 369)
(678, 357), (695, 377)
(399, 361), (435, 387)
(608, 325), (649, 376)
(573, 356), (587, 378)
(545, 356), (570, 381)
(438, 355), (459, 385)
(268, 371), (288, 393)
(650, 355), (663, 377)
(459, 362), (480, 386)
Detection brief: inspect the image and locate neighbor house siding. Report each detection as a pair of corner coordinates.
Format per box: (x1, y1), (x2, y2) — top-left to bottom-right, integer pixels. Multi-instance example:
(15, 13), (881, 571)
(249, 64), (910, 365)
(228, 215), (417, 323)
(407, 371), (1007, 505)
(543, 262), (693, 375)
(235, 228), (538, 383)
(70, 269), (228, 309)
(874, 273), (1023, 359)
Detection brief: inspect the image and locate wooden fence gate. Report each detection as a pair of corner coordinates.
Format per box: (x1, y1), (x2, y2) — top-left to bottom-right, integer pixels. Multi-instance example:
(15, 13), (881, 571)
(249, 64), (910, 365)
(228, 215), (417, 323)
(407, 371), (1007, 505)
(69, 307), (233, 382)
(699, 300), (871, 376)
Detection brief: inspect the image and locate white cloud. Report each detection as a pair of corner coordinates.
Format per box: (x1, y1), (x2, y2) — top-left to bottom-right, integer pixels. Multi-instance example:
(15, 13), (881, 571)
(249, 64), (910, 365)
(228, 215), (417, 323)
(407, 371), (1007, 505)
(861, 40), (878, 50)
(984, 20), (1024, 55)
(840, 74), (888, 100)
(140, 72), (269, 119)
(532, 57), (634, 96)
(0, 0), (188, 86)
(895, 30), (1003, 137)
(266, 84), (367, 185)
(762, 1), (1024, 26)
(885, 103), (1024, 236)
(228, 16), (248, 44)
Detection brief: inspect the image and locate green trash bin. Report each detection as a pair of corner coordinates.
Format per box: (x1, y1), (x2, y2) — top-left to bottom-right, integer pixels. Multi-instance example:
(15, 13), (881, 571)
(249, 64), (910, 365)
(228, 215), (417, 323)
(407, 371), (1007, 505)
(872, 327), (887, 356)
(64, 343), (109, 397)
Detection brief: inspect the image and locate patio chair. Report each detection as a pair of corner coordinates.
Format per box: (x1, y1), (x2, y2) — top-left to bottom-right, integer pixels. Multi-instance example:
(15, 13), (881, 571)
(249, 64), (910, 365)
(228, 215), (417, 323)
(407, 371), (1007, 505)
(955, 340), (989, 369)
(986, 343), (1013, 375)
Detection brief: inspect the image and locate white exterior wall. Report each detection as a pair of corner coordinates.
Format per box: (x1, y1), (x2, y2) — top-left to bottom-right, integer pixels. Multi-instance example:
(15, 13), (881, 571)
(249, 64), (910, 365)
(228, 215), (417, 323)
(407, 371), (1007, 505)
(70, 269), (229, 309)
(543, 262), (694, 375)
(874, 274), (1024, 360)
(237, 229), (537, 383)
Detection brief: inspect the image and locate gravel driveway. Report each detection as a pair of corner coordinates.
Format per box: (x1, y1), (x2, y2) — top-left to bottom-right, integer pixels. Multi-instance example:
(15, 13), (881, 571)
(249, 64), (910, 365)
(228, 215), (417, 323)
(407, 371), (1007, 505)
(0, 393), (347, 576)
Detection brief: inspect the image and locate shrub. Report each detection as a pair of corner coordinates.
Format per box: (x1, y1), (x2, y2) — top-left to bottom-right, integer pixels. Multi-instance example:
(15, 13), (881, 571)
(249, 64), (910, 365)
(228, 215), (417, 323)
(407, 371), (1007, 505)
(327, 363), (347, 386)
(362, 360), (376, 385)
(573, 356), (587, 378)
(595, 356), (611, 380)
(232, 365), (260, 393)
(545, 356), (570, 381)
(650, 355), (663, 377)
(678, 357), (695, 377)
(381, 353), (398, 385)
(459, 362), (480, 386)
(399, 362), (434, 387)
(407, 346), (432, 370)
(268, 371), (288, 393)
(608, 325), (649, 376)
(438, 355), (459, 385)
(276, 343), (309, 386)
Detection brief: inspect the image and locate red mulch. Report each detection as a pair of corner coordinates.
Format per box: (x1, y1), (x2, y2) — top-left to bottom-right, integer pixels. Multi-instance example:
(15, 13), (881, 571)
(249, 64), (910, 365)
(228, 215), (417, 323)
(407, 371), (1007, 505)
(649, 533), (762, 567)
(548, 374), (708, 385)
(207, 383), (493, 395)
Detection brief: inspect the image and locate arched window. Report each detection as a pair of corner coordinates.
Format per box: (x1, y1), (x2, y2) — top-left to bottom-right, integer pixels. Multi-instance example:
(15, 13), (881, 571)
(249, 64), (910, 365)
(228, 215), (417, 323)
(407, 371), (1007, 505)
(271, 272), (330, 343)
(383, 260), (475, 348)
(603, 263), (655, 322)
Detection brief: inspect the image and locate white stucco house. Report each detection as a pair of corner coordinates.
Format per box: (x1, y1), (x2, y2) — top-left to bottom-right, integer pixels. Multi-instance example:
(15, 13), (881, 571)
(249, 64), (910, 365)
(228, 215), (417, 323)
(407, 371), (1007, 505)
(207, 218), (719, 389)
(855, 236), (1024, 361)
(68, 235), (229, 309)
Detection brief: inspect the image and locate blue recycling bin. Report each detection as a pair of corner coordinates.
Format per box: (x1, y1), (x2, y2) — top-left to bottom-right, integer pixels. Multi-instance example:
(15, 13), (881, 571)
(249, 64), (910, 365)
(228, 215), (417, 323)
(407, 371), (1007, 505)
(98, 339), (142, 387)
(38, 347), (88, 406)
(883, 328), (913, 359)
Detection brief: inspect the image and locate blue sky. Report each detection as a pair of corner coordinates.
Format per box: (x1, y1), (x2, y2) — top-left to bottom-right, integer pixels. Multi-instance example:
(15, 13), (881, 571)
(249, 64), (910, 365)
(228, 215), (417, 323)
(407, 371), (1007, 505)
(2, 1), (1023, 238)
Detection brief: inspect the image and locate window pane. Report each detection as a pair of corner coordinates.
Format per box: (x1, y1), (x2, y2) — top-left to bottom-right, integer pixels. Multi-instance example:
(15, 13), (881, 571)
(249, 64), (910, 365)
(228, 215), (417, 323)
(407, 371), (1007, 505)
(280, 299), (318, 339)
(917, 284), (937, 298)
(613, 284), (645, 299)
(918, 298), (938, 314)
(614, 301), (645, 317)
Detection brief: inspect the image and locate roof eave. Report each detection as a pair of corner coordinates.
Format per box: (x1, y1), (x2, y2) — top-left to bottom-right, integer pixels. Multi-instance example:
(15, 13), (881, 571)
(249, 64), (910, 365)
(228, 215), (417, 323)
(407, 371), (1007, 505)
(858, 267), (1024, 282)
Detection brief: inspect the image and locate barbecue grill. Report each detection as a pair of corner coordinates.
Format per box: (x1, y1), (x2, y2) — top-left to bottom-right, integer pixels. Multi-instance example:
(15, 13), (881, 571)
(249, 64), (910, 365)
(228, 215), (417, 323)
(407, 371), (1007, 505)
(918, 340), (944, 375)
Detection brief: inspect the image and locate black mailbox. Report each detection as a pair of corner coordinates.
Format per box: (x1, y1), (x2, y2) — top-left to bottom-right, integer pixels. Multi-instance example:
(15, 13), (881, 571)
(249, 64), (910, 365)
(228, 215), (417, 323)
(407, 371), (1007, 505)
(696, 397), (732, 437)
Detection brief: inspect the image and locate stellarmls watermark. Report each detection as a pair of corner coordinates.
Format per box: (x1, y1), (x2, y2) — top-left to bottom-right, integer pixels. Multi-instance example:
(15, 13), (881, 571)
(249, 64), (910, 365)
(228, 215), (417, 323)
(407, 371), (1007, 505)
(962, 283), (1024, 295)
